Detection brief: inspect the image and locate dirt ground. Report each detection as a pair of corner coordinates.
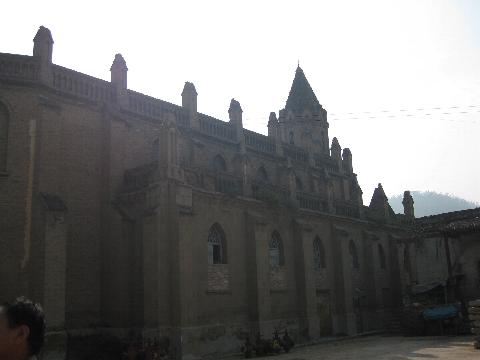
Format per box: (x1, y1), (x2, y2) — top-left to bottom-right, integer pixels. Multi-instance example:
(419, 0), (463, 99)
(264, 335), (478, 360)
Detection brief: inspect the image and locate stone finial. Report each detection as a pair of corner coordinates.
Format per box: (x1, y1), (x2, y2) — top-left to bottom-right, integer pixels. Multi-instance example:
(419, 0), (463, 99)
(228, 98), (242, 122)
(342, 148), (352, 173)
(268, 112), (277, 126)
(182, 82), (197, 96)
(111, 53), (128, 71)
(182, 82), (197, 112)
(331, 137), (340, 149)
(268, 112), (278, 138)
(351, 175), (364, 206)
(33, 26), (54, 63)
(331, 137), (341, 159)
(402, 190), (415, 219)
(369, 183), (394, 218)
(229, 98), (242, 113)
(110, 54), (128, 90)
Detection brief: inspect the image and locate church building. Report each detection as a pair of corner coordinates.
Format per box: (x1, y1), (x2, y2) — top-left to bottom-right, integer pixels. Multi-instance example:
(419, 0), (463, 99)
(1, 26), (477, 360)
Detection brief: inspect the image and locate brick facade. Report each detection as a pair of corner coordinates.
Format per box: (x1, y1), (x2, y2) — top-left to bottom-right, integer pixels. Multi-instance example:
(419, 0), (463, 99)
(1, 26), (478, 359)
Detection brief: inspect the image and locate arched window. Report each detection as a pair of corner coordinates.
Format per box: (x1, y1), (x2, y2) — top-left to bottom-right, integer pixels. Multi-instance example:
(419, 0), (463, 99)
(289, 131), (294, 145)
(0, 103), (9, 172)
(313, 237), (326, 269)
(378, 243), (386, 269)
(269, 231), (284, 267)
(295, 176), (304, 192)
(256, 166), (269, 183)
(207, 224), (227, 265)
(349, 240), (359, 269)
(213, 154), (227, 172)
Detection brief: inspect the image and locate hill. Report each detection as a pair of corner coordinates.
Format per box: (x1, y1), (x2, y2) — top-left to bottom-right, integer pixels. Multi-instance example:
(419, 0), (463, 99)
(389, 191), (478, 217)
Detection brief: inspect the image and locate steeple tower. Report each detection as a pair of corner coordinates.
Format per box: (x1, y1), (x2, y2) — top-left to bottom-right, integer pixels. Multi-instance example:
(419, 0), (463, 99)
(278, 66), (329, 154)
(284, 66), (322, 115)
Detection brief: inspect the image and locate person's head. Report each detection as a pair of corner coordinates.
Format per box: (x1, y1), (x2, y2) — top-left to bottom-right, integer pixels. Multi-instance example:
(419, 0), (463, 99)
(0, 297), (45, 359)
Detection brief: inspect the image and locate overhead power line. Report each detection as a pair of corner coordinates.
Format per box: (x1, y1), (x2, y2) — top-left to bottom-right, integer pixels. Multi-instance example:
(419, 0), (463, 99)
(242, 104), (480, 124)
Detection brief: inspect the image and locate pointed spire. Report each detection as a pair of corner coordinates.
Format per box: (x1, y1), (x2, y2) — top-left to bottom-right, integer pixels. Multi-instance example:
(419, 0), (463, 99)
(331, 137), (340, 150)
(285, 66), (321, 115)
(369, 183), (395, 217)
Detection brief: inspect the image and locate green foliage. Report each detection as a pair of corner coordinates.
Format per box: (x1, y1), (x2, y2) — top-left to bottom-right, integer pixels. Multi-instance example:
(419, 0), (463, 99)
(389, 191), (478, 217)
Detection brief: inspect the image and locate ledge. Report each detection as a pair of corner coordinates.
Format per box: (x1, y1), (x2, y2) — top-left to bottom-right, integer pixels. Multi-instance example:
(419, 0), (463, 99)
(269, 288), (289, 294)
(205, 289), (232, 295)
(0, 171), (9, 178)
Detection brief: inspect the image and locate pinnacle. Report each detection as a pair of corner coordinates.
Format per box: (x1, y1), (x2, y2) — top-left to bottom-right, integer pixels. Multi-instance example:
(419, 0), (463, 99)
(182, 81), (197, 95)
(285, 66), (321, 115)
(34, 25), (54, 43)
(111, 53), (128, 71)
(229, 98), (242, 113)
(331, 137), (340, 149)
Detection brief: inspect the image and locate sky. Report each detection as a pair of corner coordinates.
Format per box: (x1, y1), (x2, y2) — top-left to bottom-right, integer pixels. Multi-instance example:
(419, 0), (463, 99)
(1, 0), (479, 205)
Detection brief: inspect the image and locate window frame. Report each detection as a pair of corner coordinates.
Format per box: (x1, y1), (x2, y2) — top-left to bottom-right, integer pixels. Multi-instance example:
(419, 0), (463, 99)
(313, 237), (326, 270)
(207, 224), (227, 265)
(349, 240), (359, 270)
(269, 231), (284, 267)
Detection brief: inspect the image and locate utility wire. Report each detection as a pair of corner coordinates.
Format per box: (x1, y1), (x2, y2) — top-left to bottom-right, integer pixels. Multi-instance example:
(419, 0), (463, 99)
(242, 104), (480, 124)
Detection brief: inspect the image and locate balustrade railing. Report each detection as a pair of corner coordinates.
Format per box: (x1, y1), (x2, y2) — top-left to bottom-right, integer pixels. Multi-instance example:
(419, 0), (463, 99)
(335, 203), (359, 218)
(314, 154), (339, 173)
(214, 173), (242, 195)
(0, 54), (39, 81)
(297, 192), (328, 212)
(244, 129), (276, 154)
(252, 181), (290, 204)
(52, 65), (114, 103)
(198, 114), (236, 141)
(127, 91), (189, 127)
(283, 144), (308, 163)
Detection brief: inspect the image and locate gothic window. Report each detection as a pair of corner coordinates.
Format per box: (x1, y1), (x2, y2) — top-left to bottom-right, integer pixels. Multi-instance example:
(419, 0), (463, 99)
(0, 103), (8, 172)
(207, 224), (227, 265)
(269, 231), (284, 267)
(295, 176), (304, 192)
(313, 237), (326, 269)
(378, 243), (386, 269)
(256, 166), (269, 183)
(349, 240), (359, 269)
(289, 131), (294, 145)
(213, 154), (227, 172)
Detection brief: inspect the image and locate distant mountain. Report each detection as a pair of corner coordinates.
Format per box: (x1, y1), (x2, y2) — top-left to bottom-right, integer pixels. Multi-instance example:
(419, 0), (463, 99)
(389, 191), (478, 217)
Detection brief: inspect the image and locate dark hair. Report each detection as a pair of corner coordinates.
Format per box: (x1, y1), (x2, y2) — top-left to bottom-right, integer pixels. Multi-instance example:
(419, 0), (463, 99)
(3, 297), (45, 355)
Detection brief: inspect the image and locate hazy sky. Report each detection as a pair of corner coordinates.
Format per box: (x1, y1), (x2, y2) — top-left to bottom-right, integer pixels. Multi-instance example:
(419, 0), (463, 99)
(2, 0), (479, 205)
